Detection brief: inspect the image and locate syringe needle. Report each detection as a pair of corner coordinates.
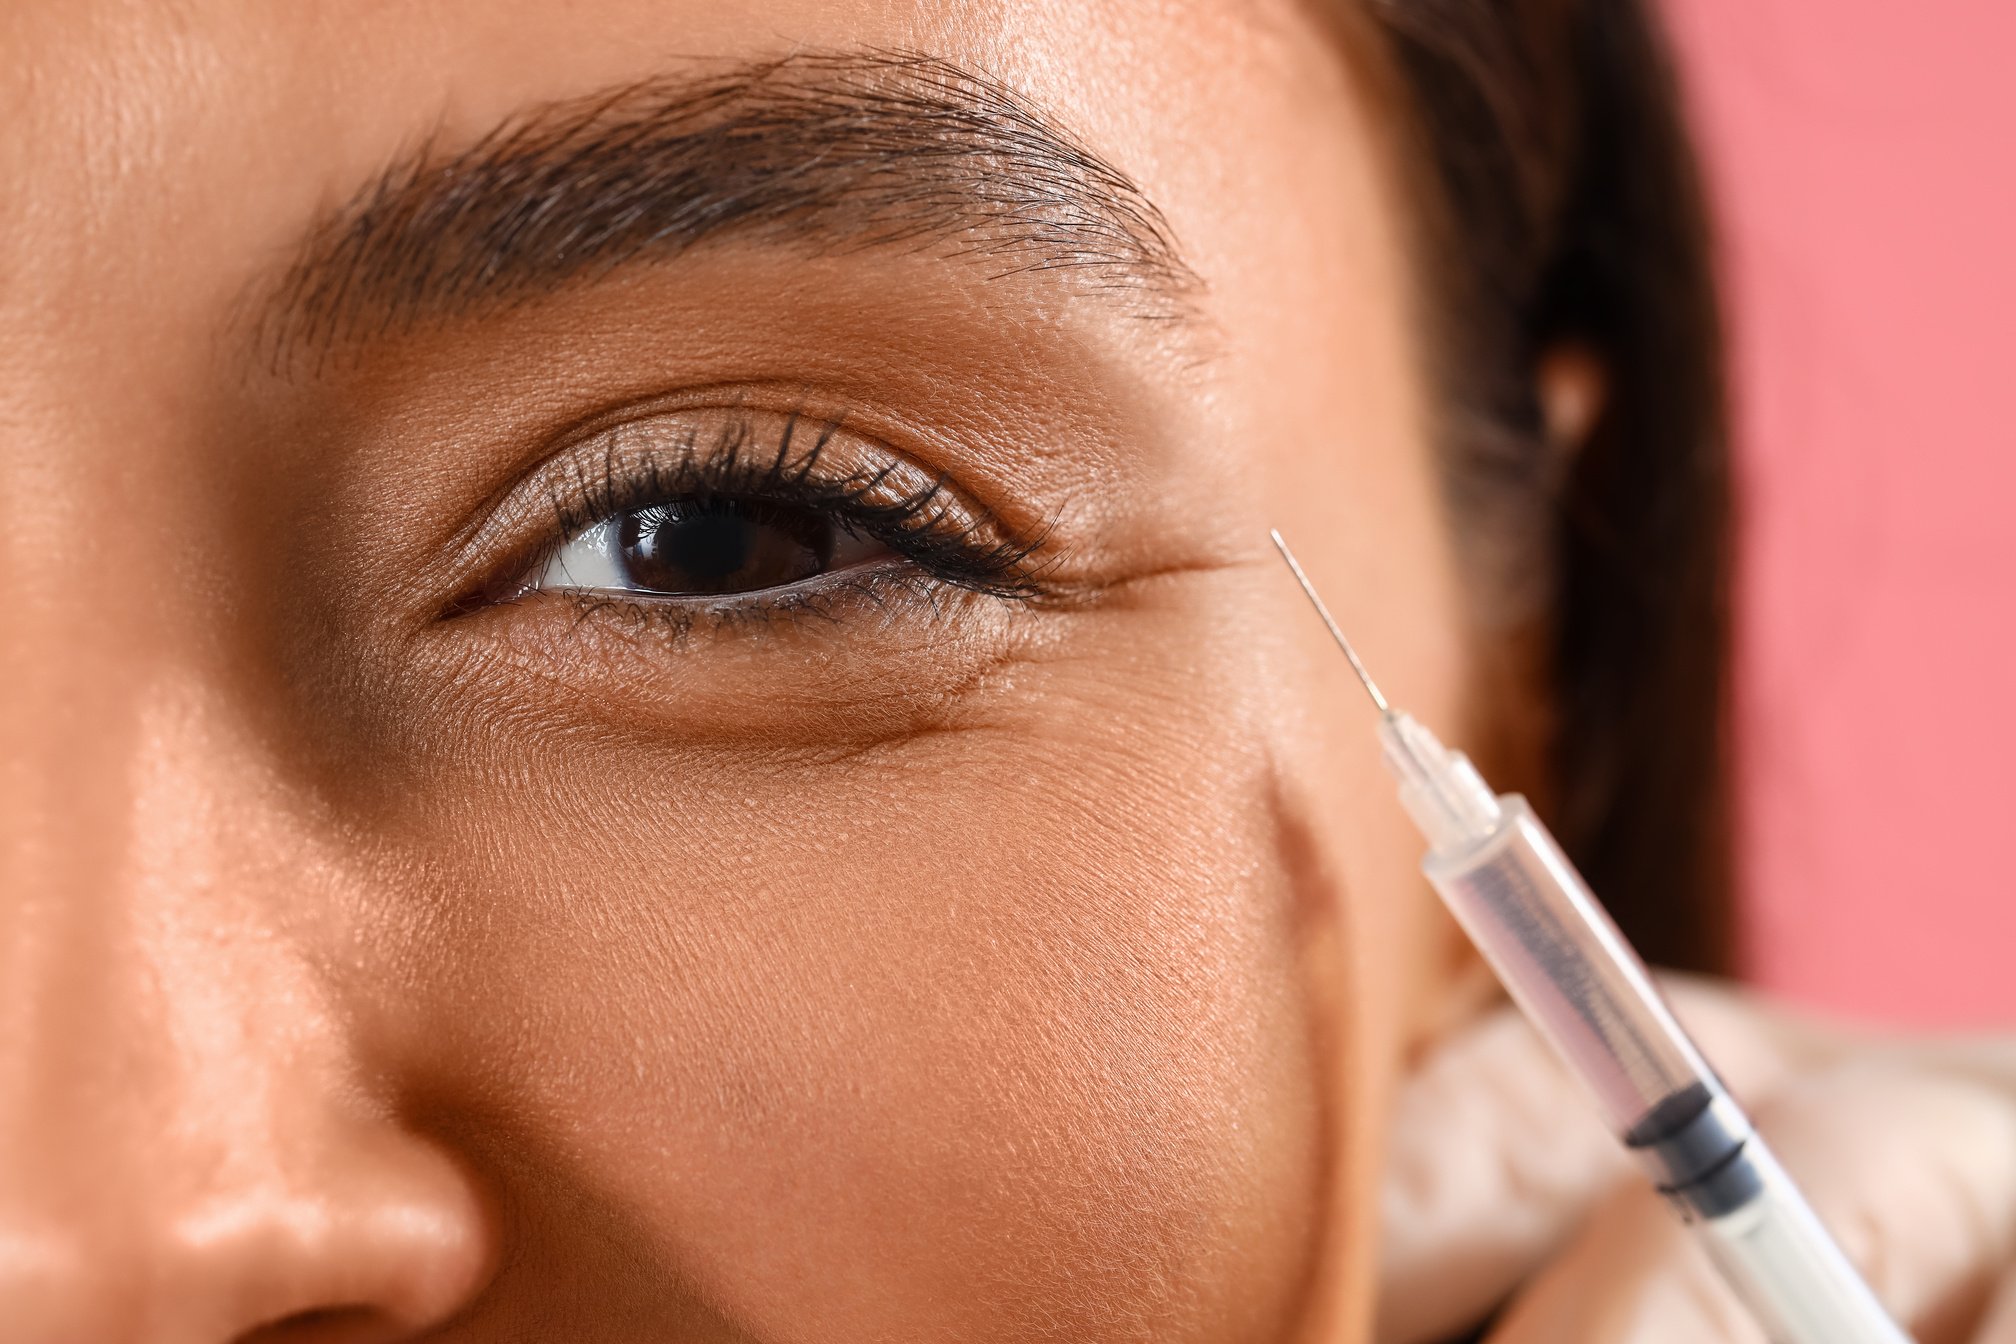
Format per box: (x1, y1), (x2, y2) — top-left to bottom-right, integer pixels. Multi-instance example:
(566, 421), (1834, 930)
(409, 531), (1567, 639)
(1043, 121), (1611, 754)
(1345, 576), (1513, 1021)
(1268, 528), (1392, 716)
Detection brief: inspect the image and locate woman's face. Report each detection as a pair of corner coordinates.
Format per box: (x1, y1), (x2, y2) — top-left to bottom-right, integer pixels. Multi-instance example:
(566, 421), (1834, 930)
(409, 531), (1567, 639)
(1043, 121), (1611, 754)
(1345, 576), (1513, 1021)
(2, 0), (1487, 1338)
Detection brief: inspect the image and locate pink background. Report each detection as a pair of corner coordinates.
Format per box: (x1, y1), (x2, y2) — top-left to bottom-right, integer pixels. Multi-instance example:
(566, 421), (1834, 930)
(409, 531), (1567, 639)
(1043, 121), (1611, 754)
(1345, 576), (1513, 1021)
(1665, 2), (2016, 1025)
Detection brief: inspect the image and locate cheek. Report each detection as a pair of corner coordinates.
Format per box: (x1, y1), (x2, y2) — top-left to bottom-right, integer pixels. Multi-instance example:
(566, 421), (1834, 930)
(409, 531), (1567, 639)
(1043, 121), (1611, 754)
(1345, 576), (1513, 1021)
(350, 623), (1329, 1341)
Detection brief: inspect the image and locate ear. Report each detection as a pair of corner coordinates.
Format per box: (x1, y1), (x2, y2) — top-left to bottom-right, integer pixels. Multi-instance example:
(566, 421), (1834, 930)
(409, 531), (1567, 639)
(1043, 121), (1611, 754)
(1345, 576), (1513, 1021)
(1470, 340), (1608, 812)
(1537, 341), (1607, 454)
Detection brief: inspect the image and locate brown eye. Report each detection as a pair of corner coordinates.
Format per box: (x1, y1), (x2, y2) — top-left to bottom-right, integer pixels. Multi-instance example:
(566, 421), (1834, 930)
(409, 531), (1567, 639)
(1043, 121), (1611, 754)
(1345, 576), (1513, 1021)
(619, 499), (831, 596)
(538, 497), (888, 599)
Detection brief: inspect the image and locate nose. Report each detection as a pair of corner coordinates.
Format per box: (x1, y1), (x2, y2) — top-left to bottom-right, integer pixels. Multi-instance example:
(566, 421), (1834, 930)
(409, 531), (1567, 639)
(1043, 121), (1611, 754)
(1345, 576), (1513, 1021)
(0, 676), (496, 1343)
(0, 1128), (493, 1344)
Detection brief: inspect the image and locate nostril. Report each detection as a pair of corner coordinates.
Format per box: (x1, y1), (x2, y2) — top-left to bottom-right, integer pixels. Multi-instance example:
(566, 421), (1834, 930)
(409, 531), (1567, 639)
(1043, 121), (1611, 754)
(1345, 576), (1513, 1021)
(234, 1306), (400, 1344)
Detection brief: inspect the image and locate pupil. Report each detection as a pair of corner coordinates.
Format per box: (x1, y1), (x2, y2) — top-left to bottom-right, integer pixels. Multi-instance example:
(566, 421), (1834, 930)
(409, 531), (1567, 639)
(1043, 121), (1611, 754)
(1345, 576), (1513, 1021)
(618, 499), (831, 596)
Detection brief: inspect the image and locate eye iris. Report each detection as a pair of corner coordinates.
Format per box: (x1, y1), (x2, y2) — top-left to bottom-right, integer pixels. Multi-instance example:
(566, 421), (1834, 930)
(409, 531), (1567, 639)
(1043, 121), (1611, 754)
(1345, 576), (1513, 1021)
(618, 499), (833, 596)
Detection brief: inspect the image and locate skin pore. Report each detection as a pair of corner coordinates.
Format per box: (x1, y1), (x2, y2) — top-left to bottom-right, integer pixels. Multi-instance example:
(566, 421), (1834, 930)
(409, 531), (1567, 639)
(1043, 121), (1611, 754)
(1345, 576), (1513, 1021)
(0, 0), (1511, 1339)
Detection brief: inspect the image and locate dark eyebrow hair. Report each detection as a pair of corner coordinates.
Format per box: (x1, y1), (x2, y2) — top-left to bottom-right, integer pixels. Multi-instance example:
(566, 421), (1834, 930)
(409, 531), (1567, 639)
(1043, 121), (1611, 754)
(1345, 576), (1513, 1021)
(260, 48), (1203, 371)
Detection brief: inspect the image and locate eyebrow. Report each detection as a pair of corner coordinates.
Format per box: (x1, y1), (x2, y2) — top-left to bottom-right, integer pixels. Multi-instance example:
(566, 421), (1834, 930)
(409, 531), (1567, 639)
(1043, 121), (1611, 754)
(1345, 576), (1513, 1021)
(259, 49), (1203, 372)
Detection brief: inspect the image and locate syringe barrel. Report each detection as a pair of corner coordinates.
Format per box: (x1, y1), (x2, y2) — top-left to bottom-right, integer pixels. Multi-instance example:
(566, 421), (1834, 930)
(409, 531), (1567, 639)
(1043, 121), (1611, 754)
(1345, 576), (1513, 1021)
(1421, 795), (1717, 1138)
(1421, 795), (1915, 1344)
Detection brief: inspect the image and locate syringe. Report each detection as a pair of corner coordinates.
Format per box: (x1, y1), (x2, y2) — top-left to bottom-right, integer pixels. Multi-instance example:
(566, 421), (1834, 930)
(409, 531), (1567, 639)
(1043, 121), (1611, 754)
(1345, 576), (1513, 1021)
(1270, 530), (1911, 1344)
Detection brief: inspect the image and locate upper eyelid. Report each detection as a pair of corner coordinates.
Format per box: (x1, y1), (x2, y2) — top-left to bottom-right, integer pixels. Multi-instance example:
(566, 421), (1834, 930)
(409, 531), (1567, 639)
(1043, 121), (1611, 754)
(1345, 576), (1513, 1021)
(541, 413), (1026, 565)
(442, 405), (1057, 613)
(541, 410), (849, 538)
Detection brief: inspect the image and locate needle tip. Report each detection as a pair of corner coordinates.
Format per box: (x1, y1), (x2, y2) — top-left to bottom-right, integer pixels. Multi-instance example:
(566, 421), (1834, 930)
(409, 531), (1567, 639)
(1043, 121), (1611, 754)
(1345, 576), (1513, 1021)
(1268, 529), (1392, 715)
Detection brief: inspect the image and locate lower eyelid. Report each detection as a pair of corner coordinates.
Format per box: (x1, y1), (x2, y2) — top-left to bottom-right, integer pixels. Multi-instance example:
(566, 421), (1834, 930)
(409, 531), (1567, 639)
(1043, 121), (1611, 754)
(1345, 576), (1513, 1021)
(542, 549), (914, 611)
(539, 558), (954, 642)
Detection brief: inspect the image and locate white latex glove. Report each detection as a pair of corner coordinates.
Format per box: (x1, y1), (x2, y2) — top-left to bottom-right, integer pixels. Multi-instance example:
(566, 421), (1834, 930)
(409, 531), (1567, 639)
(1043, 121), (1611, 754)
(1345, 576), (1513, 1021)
(1377, 975), (2016, 1344)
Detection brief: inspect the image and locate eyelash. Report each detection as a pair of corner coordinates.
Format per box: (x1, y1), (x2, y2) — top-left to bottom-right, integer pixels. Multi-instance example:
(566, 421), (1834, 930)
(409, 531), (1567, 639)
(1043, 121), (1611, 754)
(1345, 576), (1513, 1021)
(493, 411), (1057, 632)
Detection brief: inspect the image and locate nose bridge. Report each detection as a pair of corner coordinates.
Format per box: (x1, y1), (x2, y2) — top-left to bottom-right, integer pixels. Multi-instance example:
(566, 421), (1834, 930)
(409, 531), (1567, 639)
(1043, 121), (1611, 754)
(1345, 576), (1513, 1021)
(0, 0), (307, 967)
(0, 171), (230, 985)
(0, 324), (232, 1204)
(0, 669), (345, 1220)
(0, 92), (293, 1129)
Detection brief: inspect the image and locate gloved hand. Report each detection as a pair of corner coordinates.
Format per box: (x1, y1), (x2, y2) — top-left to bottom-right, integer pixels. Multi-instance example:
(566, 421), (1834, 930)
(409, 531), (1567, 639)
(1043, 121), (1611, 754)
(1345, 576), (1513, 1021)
(1377, 975), (2016, 1343)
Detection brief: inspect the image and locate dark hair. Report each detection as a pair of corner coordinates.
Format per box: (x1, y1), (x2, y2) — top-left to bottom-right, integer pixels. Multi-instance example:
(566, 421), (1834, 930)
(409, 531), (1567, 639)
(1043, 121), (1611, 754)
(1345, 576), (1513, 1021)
(1344, 1), (1735, 972)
